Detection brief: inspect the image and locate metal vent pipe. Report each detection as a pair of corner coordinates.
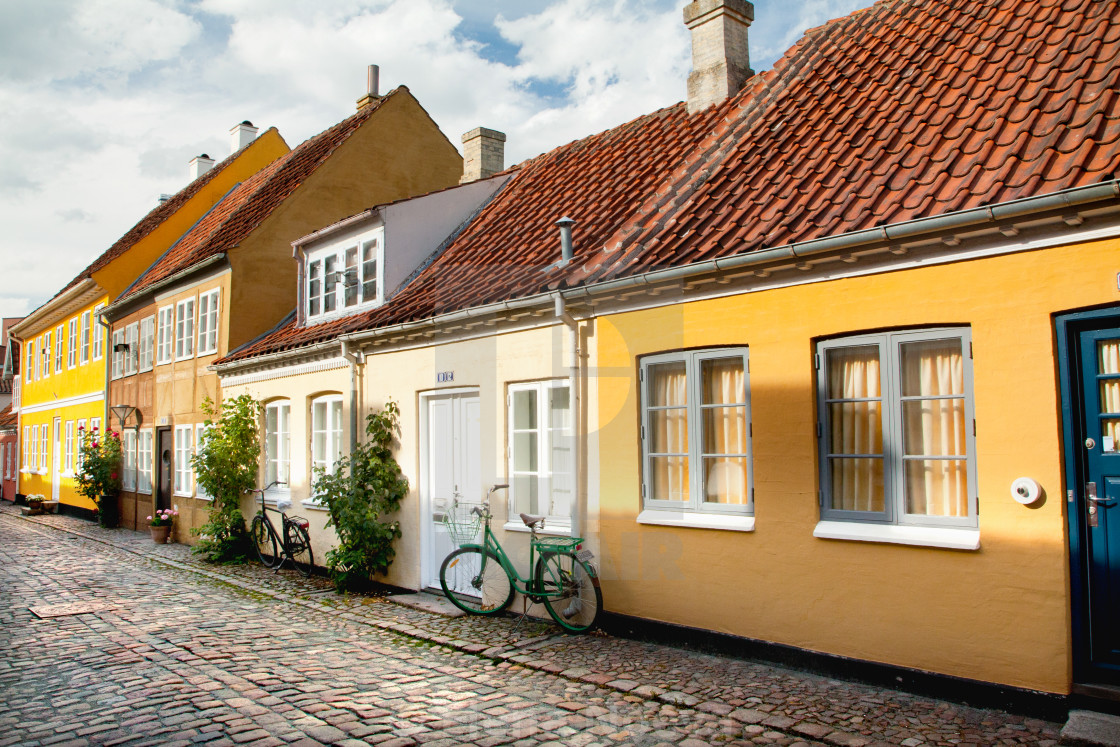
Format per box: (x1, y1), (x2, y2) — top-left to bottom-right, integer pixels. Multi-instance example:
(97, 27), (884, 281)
(556, 216), (576, 263)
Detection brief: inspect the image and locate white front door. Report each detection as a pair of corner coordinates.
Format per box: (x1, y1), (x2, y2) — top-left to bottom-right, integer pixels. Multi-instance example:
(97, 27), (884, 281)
(51, 417), (62, 501)
(422, 390), (480, 590)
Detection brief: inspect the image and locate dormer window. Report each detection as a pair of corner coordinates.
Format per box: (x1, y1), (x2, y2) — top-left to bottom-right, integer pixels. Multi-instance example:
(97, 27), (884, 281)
(305, 230), (383, 322)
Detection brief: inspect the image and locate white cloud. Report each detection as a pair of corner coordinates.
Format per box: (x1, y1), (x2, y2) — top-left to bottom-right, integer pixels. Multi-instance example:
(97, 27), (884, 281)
(0, 0), (877, 316)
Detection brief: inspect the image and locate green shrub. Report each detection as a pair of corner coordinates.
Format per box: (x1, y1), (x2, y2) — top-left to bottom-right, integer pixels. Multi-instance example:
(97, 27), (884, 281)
(314, 402), (409, 591)
(191, 394), (261, 563)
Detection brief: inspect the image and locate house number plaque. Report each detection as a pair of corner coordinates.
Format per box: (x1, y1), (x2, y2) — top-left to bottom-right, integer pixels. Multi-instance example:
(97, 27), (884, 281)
(436, 371), (454, 383)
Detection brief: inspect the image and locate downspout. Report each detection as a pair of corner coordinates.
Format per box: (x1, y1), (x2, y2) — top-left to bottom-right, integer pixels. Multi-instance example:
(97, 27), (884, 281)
(553, 294), (581, 539)
(340, 340), (361, 450)
(97, 309), (112, 431)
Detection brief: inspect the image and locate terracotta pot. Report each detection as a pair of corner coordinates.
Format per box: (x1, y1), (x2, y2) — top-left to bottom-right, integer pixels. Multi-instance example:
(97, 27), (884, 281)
(150, 524), (171, 544)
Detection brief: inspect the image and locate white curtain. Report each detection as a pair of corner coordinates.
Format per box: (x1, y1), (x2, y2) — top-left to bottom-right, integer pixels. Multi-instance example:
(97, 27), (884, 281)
(828, 346), (883, 512)
(649, 363), (688, 501)
(901, 340), (967, 517)
(703, 358), (747, 505)
(1100, 340), (1120, 446)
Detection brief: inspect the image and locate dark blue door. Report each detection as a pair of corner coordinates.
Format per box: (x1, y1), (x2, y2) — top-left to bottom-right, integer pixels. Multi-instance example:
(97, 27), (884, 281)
(1078, 327), (1120, 682)
(1061, 310), (1120, 689)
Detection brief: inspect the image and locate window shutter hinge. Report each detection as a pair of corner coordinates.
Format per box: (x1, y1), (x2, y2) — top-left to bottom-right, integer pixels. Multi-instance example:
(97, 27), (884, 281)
(641, 483), (647, 498)
(749, 422), (753, 437)
(639, 369), (644, 383)
(816, 421), (822, 439)
(815, 353), (821, 370)
(969, 342), (973, 359)
(640, 425), (646, 441)
(972, 419), (976, 437)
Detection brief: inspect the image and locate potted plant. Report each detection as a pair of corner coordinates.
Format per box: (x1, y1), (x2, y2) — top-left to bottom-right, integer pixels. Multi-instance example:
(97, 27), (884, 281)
(26, 494), (45, 515)
(148, 508), (177, 544)
(75, 425), (123, 527)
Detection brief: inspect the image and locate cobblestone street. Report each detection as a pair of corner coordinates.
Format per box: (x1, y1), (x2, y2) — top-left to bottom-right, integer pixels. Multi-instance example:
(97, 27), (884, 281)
(0, 507), (1062, 746)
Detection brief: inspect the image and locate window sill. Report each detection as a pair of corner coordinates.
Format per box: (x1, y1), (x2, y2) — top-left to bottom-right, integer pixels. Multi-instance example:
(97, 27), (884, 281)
(173, 491), (193, 498)
(813, 521), (980, 551)
(194, 494), (213, 502)
(301, 498), (329, 512)
(502, 521), (572, 536)
(636, 509), (755, 532)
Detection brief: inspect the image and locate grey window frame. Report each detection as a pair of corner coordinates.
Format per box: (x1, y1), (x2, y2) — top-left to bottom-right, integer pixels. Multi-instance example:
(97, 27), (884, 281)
(639, 347), (754, 516)
(815, 327), (978, 529)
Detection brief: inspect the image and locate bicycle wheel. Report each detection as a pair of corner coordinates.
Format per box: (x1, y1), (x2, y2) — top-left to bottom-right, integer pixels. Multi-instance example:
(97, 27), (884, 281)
(536, 552), (603, 633)
(285, 520), (314, 577)
(440, 547), (514, 615)
(251, 514), (279, 568)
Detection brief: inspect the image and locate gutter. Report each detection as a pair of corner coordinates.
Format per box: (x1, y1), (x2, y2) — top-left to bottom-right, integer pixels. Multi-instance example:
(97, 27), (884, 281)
(219, 178), (1120, 372)
(553, 295), (582, 539)
(340, 340), (362, 449)
(102, 254), (228, 322)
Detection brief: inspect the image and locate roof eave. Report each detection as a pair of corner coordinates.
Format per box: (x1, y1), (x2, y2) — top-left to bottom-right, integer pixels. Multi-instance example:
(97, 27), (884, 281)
(9, 278), (102, 339)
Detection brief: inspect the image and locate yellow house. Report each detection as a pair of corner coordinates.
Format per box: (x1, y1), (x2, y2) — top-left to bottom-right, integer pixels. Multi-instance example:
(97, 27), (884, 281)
(10, 126), (288, 515)
(216, 0), (1120, 708)
(102, 83), (464, 538)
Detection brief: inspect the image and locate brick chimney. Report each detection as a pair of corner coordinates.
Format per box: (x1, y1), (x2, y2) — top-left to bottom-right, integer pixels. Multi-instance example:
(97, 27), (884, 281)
(460, 127), (506, 184)
(684, 0), (754, 114)
(189, 154), (215, 180)
(229, 121), (258, 153)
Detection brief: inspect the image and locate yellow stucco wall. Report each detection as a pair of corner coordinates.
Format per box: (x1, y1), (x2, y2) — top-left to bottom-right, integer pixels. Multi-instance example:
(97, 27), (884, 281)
(594, 236), (1120, 695)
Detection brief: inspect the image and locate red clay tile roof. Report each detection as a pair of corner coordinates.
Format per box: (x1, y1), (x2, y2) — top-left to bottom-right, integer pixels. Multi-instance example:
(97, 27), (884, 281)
(52, 130), (283, 302)
(221, 0), (1120, 364)
(120, 90), (401, 301)
(0, 404), (14, 428)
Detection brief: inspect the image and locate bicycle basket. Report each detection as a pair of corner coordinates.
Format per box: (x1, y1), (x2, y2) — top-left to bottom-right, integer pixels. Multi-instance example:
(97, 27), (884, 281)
(444, 503), (482, 546)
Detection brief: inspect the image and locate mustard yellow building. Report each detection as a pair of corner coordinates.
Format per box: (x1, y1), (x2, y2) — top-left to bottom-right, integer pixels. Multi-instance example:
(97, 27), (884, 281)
(215, 0), (1120, 707)
(10, 126), (288, 514)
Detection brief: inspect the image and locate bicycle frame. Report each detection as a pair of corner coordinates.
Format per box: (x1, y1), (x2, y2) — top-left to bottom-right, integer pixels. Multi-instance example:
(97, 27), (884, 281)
(455, 487), (585, 600)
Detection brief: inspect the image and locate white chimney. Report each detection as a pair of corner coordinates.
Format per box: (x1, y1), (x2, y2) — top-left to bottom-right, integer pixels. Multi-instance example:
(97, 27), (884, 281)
(189, 154), (215, 180)
(684, 0), (754, 114)
(460, 127), (506, 184)
(229, 121), (258, 153)
(356, 64), (381, 110)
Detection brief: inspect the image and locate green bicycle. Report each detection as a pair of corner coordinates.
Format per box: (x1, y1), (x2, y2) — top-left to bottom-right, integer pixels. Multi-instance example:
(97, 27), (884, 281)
(439, 484), (603, 633)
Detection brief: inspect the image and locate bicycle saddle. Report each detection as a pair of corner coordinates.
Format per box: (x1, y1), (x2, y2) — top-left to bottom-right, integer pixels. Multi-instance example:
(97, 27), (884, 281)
(519, 513), (546, 528)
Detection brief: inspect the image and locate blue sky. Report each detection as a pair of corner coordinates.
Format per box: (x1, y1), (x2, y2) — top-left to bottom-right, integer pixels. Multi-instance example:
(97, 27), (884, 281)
(0, 0), (876, 319)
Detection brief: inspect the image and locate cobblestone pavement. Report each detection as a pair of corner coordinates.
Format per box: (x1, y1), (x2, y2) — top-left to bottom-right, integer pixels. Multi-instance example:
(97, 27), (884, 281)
(1, 505), (1062, 746)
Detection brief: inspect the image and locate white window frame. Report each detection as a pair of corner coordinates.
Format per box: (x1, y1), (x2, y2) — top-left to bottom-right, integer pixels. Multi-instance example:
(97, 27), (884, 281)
(40, 332), (50, 378)
(156, 306), (174, 365)
(506, 381), (572, 532)
(814, 329), (978, 540)
(174, 424), (193, 496)
(139, 315), (155, 372)
(264, 401), (291, 496)
(195, 424), (211, 500)
(39, 422), (49, 472)
(68, 317), (78, 368)
(54, 324), (64, 373)
(310, 395), (344, 479)
(111, 329), (125, 380)
(92, 303), (105, 360)
(80, 311), (91, 364)
(125, 322), (139, 376)
(175, 298), (195, 361)
(76, 419), (87, 471)
(137, 429), (153, 495)
(64, 421), (74, 474)
(197, 289), (220, 356)
(122, 429), (137, 491)
(638, 348), (754, 530)
(26, 341), (34, 383)
(22, 426), (30, 470)
(305, 229), (385, 323)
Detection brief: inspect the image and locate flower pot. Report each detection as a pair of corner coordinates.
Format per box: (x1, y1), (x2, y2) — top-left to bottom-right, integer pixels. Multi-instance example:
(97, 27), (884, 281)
(150, 525), (171, 544)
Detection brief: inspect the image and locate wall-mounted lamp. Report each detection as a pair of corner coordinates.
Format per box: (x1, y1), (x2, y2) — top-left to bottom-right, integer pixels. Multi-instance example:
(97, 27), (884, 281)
(113, 343), (131, 353)
(110, 405), (140, 430)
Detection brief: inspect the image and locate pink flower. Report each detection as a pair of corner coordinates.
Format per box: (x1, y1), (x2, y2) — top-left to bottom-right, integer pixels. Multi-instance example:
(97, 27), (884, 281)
(172, 510), (179, 516)
(78, 426), (84, 431)
(91, 441), (98, 448)
(146, 515), (152, 521)
(110, 472), (118, 480)
(92, 426), (98, 432)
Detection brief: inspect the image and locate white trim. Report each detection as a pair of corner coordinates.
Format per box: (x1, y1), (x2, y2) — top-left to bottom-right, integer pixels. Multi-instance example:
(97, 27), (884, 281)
(19, 391), (104, 415)
(501, 522), (573, 537)
(300, 498), (329, 512)
(153, 266), (231, 304)
(220, 357), (348, 387)
(813, 520), (980, 550)
(637, 509), (756, 532)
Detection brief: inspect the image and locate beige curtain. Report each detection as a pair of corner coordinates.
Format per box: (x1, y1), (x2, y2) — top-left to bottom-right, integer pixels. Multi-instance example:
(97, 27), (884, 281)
(901, 340), (967, 517)
(828, 346), (883, 512)
(1101, 340), (1120, 445)
(649, 363), (688, 502)
(703, 358), (747, 505)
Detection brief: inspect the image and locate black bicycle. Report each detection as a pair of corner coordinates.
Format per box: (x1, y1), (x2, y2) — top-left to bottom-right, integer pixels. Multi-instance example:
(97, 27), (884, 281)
(249, 481), (314, 576)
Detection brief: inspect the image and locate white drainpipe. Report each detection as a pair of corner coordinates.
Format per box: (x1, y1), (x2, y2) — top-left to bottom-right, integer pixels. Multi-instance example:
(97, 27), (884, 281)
(340, 340), (362, 450)
(553, 294), (581, 538)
